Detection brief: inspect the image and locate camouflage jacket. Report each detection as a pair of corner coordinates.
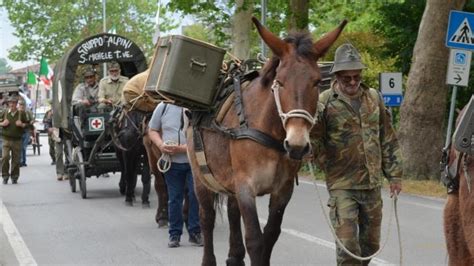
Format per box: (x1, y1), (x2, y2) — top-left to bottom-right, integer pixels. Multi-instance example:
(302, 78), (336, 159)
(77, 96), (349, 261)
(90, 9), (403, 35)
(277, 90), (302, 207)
(311, 82), (403, 190)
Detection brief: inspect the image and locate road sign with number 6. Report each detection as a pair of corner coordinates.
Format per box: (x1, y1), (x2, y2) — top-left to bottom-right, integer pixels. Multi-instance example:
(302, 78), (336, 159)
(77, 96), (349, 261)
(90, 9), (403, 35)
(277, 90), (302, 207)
(379, 72), (403, 107)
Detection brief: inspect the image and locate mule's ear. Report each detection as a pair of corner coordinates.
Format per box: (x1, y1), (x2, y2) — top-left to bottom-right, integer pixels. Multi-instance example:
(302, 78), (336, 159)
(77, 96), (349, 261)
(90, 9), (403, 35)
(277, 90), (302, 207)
(252, 16), (288, 58)
(313, 19), (348, 58)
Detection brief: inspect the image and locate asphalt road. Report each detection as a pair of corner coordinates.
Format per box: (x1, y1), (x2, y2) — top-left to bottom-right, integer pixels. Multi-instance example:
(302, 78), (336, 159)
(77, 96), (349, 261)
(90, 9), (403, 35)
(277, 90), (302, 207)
(1, 135), (448, 265)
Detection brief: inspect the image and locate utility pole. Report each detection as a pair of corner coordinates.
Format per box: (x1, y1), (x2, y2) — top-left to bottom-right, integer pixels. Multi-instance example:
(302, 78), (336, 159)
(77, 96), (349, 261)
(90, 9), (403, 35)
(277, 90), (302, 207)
(261, 0), (267, 57)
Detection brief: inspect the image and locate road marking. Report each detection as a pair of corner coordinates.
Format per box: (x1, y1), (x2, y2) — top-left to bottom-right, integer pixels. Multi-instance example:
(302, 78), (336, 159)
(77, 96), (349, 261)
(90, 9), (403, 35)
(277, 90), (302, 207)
(1, 201), (38, 266)
(257, 216), (391, 265)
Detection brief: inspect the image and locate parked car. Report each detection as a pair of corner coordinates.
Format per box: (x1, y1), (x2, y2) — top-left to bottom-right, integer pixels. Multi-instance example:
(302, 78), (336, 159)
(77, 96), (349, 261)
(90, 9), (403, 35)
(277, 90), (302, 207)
(34, 106), (50, 133)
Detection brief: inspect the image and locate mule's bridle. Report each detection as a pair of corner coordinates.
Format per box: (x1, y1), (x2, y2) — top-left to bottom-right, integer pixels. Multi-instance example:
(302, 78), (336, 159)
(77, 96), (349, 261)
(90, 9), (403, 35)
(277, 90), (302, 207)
(271, 80), (318, 129)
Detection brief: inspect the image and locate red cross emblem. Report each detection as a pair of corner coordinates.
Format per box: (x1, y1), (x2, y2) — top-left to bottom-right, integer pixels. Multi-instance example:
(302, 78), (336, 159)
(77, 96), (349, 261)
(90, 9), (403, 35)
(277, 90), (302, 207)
(89, 117), (104, 131)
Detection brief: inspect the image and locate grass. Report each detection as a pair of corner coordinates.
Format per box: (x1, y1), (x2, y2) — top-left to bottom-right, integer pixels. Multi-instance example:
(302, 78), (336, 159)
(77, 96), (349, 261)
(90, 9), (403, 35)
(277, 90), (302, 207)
(299, 167), (447, 199)
(384, 179), (447, 199)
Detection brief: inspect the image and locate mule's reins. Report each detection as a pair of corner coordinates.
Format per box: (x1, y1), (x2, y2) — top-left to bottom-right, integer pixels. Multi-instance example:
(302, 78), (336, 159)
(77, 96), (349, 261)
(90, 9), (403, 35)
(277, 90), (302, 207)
(271, 80), (318, 128)
(208, 70), (286, 153)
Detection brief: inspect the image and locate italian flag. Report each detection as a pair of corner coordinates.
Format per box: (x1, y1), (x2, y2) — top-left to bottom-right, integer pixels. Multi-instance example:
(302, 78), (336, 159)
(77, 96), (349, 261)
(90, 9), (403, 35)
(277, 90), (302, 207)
(39, 57), (54, 89)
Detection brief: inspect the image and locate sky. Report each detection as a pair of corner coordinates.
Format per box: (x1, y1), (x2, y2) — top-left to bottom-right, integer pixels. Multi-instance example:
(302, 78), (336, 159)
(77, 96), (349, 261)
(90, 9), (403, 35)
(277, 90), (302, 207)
(0, 7), (31, 70)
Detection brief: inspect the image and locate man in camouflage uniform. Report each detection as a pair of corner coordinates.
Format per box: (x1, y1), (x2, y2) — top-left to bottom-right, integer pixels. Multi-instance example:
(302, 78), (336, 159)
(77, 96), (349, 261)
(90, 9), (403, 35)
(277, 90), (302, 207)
(1, 95), (31, 184)
(312, 43), (403, 265)
(97, 61), (128, 110)
(43, 108), (55, 165)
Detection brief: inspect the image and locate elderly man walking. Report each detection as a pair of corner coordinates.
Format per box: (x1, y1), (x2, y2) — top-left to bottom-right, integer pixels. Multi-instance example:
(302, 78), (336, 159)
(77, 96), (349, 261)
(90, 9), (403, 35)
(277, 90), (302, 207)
(312, 43), (403, 265)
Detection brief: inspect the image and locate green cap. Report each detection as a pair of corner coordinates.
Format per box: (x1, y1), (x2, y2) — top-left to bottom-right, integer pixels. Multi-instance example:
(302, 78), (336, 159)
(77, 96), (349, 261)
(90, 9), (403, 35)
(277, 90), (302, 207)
(107, 61), (120, 70)
(83, 68), (96, 77)
(330, 43), (366, 74)
(7, 95), (19, 102)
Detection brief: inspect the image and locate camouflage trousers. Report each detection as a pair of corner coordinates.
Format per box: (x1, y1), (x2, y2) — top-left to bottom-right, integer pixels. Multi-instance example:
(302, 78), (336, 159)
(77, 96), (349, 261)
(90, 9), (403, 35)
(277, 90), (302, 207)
(327, 188), (382, 266)
(2, 139), (22, 181)
(48, 135), (56, 163)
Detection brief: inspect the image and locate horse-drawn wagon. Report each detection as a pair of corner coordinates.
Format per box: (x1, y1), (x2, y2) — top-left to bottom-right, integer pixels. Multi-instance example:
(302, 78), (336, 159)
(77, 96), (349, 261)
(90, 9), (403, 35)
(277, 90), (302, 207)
(52, 33), (147, 198)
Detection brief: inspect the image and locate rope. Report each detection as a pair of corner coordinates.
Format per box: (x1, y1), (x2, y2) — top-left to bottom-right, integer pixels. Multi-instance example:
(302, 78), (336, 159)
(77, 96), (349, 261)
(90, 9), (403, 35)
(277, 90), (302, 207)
(308, 162), (403, 265)
(157, 140), (177, 173)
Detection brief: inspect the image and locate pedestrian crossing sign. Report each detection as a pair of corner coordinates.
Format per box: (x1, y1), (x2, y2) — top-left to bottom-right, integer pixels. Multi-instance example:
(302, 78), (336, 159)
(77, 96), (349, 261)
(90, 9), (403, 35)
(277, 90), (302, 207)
(446, 10), (474, 50)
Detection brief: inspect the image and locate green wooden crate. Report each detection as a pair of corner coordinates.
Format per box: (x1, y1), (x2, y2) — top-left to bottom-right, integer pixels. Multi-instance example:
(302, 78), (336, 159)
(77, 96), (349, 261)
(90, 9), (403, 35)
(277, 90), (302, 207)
(145, 35), (226, 109)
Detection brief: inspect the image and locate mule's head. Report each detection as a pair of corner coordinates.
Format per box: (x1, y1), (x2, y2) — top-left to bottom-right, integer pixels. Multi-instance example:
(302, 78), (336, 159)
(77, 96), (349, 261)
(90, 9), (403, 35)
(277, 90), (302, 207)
(253, 17), (346, 160)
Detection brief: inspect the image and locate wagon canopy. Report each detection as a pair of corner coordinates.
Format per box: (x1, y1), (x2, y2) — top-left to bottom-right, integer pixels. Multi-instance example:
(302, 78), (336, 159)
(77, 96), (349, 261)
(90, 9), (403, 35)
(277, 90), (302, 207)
(52, 33), (147, 128)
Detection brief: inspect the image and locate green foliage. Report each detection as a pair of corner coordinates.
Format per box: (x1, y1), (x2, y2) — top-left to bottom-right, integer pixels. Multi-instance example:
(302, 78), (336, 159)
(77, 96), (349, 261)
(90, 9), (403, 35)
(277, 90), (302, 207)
(182, 24), (214, 43)
(371, 1), (425, 75)
(2, 0), (177, 63)
(0, 58), (12, 75)
(167, 0), (233, 47)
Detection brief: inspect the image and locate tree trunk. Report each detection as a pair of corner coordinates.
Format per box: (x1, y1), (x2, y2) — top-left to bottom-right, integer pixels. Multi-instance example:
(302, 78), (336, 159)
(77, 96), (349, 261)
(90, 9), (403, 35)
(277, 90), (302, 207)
(288, 0), (309, 31)
(231, 0), (254, 59)
(399, 0), (466, 180)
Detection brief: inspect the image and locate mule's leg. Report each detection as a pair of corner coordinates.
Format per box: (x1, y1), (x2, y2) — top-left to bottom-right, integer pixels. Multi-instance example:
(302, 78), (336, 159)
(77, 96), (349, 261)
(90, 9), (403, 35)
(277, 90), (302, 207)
(236, 185), (263, 266)
(195, 179), (217, 266)
(445, 194), (473, 266)
(125, 157), (138, 205)
(260, 181), (294, 266)
(183, 187), (189, 229)
(140, 153), (151, 207)
(116, 151), (126, 195)
(154, 171), (169, 227)
(226, 195), (245, 266)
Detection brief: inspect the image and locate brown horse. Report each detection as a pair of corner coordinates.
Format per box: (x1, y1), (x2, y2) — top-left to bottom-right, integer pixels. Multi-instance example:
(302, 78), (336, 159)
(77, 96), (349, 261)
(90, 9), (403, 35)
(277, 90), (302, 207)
(444, 104), (474, 266)
(187, 18), (346, 266)
(143, 136), (169, 225)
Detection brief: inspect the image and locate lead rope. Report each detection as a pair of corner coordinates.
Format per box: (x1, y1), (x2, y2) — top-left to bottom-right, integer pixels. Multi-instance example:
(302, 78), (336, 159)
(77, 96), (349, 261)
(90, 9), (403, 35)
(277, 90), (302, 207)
(308, 162), (403, 265)
(157, 140), (177, 173)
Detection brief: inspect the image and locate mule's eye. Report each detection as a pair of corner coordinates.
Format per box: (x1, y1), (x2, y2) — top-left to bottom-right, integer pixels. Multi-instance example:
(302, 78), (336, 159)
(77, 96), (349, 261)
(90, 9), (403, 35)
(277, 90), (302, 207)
(313, 80), (320, 88)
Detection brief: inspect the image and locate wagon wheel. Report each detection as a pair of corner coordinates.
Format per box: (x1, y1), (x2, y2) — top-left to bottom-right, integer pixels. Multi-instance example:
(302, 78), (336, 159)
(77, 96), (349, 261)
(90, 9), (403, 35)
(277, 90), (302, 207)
(66, 140), (76, 193)
(73, 147), (87, 198)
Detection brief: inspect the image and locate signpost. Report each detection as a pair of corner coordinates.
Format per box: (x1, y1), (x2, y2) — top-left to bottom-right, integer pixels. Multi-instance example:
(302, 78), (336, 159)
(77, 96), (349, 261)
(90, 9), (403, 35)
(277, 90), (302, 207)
(379, 72), (403, 107)
(446, 48), (471, 87)
(444, 10), (474, 149)
(446, 10), (474, 50)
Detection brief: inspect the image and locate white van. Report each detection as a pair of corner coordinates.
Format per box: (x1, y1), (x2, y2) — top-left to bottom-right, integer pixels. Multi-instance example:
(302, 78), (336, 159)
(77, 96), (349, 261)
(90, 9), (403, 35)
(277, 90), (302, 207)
(33, 106), (50, 133)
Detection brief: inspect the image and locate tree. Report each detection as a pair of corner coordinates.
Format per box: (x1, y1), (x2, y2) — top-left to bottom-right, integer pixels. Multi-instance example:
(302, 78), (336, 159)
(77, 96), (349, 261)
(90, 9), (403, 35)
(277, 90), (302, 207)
(372, 1), (425, 75)
(0, 58), (12, 74)
(231, 0), (254, 59)
(1, 1), (176, 63)
(288, 0), (309, 31)
(398, 0), (466, 180)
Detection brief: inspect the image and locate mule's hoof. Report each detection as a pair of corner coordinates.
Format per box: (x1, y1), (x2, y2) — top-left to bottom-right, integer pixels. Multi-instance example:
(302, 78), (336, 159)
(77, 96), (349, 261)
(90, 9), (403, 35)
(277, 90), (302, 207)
(157, 219), (168, 228)
(119, 187), (126, 195)
(142, 201), (150, 208)
(125, 200), (133, 206)
(226, 257), (245, 266)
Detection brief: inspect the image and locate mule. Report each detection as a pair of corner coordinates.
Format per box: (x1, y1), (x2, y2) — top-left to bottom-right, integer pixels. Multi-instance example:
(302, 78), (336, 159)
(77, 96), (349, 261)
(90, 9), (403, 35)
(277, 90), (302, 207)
(444, 104), (474, 266)
(114, 108), (152, 206)
(187, 17), (346, 266)
(143, 136), (169, 225)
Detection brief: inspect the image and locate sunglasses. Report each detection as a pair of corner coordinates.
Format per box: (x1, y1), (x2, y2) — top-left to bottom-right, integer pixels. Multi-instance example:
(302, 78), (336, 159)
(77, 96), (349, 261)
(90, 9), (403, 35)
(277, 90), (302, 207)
(338, 74), (362, 84)
(109, 69), (119, 73)
(84, 75), (95, 79)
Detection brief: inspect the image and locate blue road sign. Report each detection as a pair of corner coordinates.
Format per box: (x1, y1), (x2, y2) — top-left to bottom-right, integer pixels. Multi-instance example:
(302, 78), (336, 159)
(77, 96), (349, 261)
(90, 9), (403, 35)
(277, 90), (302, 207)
(446, 10), (474, 50)
(383, 94), (403, 107)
